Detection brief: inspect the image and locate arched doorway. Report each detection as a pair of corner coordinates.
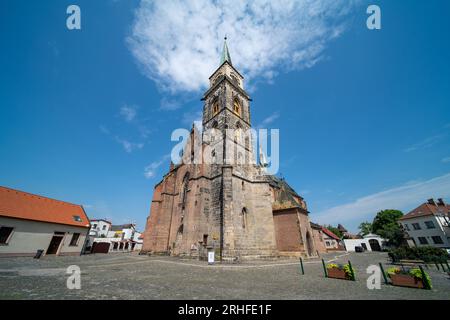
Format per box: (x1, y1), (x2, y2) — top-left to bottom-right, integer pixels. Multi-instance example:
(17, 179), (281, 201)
(368, 239), (381, 251)
(306, 231), (314, 256)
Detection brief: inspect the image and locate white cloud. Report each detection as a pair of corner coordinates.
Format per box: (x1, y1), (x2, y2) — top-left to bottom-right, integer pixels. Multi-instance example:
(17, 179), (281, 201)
(160, 97), (182, 111)
(314, 172), (450, 226)
(115, 137), (144, 153)
(258, 112), (280, 128)
(99, 125), (110, 135)
(128, 0), (360, 93)
(120, 105), (138, 122)
(403, 134), (446, 152)
(144, 154), (171, 179)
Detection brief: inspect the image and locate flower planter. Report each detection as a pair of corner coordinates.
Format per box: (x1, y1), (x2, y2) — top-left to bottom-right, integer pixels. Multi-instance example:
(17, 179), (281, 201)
(390, 274), (424, 289)
(327, 268), (348, 280)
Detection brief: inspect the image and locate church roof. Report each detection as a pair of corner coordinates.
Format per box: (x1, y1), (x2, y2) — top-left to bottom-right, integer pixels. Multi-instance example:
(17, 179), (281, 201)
(220, 37), (232, 65)
(267, 175), (306, 211)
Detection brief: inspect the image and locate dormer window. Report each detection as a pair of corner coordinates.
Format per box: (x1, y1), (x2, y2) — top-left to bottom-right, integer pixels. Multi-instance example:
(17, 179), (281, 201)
(233, 99), (241, 116)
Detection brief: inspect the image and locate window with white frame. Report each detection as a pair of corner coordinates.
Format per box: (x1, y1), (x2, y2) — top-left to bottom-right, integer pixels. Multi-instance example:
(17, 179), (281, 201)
(418, 237), (428, 245)
(69, 233), (80, 246)
(424, 221), (435, 229)
(412, 223), (421, 230)
(431, 236), (443, 244)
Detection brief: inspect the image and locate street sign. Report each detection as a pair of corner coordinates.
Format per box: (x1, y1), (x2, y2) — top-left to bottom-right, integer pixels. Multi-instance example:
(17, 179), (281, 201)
(208, 250), (215, 265)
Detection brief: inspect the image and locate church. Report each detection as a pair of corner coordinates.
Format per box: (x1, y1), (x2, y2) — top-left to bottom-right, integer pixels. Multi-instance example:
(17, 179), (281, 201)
(141, 39), (326, 261)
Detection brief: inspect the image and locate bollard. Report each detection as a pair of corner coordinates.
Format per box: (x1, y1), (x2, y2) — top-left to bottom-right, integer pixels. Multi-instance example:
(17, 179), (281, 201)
(379, 263), (389, 285)
(348, 260), (356, 281)
(419, 266), (431, 290)
(299, 257), (305, 275)
(321, 259), (328, 278)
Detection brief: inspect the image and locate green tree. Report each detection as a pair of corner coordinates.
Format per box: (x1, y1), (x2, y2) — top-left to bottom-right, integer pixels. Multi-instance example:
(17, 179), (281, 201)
(371, 209), (404, 247)
(325, 225), (343, 239)
(358, 221), (372, 236)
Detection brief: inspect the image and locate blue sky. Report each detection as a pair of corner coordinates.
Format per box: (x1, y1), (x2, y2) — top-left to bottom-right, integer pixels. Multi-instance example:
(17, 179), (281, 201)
(1, 0), (449, 233)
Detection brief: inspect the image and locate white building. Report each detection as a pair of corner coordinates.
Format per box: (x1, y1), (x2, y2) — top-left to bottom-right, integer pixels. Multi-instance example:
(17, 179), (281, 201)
(89, 223), (143, 253)
(89, 219), (112, 238)
(0, 186), (90, 257)
(321, 227), (341, 250)
(399, 198), (450, 249)
(343, 234), (386, 252)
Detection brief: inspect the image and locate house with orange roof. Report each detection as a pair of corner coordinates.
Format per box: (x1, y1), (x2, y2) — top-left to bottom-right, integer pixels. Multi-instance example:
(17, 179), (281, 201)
(399, 198), (450, 249)
(321, 226), (342, 251)
(0, 186), (91, 257)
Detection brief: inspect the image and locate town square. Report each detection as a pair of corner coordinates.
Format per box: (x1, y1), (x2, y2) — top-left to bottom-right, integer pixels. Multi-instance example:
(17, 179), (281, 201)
(1, 252), (449, 300)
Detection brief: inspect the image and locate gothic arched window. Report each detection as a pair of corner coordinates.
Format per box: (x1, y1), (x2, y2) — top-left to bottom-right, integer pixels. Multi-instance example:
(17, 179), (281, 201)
(212, 100), (219, 116)
(234, 122), (242, 143)
(241, 207), (248, 229)
(181, 172), (190, 209)
(233, 99), (241, 116)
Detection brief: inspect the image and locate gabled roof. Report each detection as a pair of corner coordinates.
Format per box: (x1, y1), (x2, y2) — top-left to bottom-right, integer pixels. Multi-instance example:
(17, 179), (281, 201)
(267, 175), (306, 211)
(91, 218), (111, 224)
(322, 227), (340, 241)
(0, 186), (90, 228)
(399, 200), (450, 221)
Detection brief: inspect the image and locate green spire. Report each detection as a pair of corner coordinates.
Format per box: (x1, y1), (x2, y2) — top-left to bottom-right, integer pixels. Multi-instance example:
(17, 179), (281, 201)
(220, 36), (232, 66)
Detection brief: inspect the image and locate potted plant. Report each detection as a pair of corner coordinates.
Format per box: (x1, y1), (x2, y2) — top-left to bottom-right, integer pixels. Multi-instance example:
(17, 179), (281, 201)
(386, 267), (432, 289)
(326, 263), (355, 280)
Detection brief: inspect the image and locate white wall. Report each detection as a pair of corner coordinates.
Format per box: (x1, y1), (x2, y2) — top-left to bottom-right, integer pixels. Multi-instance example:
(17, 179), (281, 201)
(343, 236), (385, 252)
(89, 220), (111, 237)
(0, 216), (88, 257)
(323, 236), (338, 249)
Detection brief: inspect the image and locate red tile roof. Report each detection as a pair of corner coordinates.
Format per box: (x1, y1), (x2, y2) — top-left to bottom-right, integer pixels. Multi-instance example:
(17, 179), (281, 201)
(400, 200), (450, 221)
(321, 227), (340, 240)
(0, 186), (90, 228)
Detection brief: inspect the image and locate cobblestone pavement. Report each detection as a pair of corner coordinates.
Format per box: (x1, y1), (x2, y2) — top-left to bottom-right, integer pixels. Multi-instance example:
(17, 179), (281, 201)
(0, 252), (449, 300)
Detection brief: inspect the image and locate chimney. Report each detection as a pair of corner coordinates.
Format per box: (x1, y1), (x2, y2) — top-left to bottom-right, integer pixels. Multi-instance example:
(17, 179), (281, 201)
(437, 198), (445, 206)
(427, 198), (436, 206)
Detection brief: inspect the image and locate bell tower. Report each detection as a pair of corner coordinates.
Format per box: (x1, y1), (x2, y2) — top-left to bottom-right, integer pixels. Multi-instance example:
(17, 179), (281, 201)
(202, 37), (255, 168)
(203, 37), (252, 127)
